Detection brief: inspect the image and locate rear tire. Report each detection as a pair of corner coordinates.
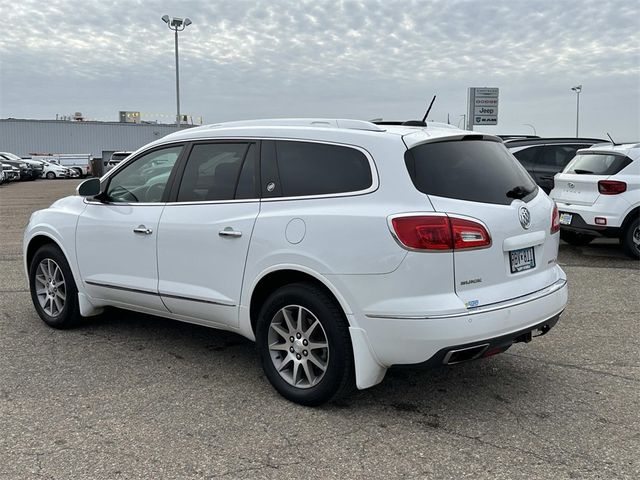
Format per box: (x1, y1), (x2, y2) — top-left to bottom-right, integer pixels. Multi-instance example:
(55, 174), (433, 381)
(256, 282), (355, 406)
(29, 244), (81, 329)
(620, 218), (640, 259)
(72, 167), (83, 178)
(560, 230), (595, 246)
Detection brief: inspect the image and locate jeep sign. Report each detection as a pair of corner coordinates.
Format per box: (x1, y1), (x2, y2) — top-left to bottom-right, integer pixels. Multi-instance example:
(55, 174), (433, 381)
(466, 87), (499, 129)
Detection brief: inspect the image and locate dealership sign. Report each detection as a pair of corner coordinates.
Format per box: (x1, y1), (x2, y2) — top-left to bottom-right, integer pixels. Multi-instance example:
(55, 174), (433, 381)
(467, 87), (499, 128)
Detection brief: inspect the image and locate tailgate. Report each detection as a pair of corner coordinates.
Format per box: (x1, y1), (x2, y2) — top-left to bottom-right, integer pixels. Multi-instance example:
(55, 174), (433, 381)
(552, 173), (603, 206)
(428, 192), (561, 307)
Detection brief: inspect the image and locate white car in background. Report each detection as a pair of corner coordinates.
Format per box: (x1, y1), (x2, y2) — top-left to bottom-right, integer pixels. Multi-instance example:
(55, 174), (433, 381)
(23, 118), (568, 405)
(41, 161), (71, 179)
(551, 143), (640, 258)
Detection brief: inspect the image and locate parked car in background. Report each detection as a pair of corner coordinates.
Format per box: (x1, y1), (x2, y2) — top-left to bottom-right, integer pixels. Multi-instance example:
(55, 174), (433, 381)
(505, 138), (607, 193)
(29, 154), (92, 178)
(106, 151), (133, 172)
(0, 167), (4, 184)
(2, 163), (19, 181)
(551, 143), (640, 258)
(0, 152), (43, 180)
(24, 118), (567, 406)
(0, 158), (32, 180)
(41, 161), (71, 179)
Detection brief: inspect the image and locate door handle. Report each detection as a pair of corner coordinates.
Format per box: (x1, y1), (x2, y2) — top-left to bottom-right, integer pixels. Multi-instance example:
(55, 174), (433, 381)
(133, 225), (153, 235)
(219, 227), (242, 238)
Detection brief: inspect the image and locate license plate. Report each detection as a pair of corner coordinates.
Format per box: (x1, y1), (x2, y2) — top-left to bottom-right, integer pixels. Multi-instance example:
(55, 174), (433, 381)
(509, 247), (536, 273)
(559, 213), (572, 225)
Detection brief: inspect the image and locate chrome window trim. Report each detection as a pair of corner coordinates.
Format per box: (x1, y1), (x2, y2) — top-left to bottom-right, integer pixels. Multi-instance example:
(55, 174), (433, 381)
(365, 278), (567, 320)
(260, 137), (379, 201)
(98, 136), (380, 204)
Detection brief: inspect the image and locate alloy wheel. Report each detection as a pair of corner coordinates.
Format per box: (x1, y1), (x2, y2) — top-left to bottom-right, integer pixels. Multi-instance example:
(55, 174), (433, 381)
(35, 258), (66, 317)
(267, 305), (329, 389)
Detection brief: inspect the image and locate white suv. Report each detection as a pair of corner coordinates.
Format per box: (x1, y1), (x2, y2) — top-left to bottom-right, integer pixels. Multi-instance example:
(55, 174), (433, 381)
(551, 143), (640, 258)
(24, 119), (568, 405)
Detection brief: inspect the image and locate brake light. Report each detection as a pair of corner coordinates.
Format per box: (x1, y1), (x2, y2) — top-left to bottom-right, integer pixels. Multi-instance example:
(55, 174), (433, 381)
(598, 180), (626, 195)
(391, 215), (491, 251)
(551, 203), (560, 234)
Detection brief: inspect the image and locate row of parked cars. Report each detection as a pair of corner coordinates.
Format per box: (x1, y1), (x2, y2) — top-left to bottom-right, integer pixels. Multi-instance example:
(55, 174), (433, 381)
(0, 151), (86, 184)
(501, 136), (639, 259)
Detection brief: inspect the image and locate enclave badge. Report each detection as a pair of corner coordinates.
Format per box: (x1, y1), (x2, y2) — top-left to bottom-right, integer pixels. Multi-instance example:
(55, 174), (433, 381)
(518, 206), (531, 230)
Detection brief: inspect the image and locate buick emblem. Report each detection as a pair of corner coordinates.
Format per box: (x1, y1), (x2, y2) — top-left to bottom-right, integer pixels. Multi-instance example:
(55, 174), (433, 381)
(568, 182), (575, 189)
(518, 206), (531, 230)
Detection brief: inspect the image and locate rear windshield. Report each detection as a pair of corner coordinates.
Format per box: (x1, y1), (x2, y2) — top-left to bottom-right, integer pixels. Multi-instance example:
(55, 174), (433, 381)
(563, 153), (632, 175)
(405, 140), (537, 205)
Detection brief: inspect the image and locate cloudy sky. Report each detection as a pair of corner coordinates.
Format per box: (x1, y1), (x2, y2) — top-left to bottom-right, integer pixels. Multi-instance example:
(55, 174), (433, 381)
(0, 0), (638, 139)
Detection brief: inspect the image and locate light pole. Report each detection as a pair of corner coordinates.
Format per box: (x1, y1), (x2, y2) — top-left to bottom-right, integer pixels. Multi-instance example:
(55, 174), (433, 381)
(522, 123), (537, 135)
(162, 15), (192, 128)
(571, 85), (582, 137)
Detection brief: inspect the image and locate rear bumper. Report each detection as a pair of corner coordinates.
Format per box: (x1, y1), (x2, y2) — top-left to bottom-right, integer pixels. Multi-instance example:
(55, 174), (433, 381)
(395, 313), (561, 368)
(555, 200), (627, 229)
(558, 211), (621, 237)
(358, 278), (568, 367)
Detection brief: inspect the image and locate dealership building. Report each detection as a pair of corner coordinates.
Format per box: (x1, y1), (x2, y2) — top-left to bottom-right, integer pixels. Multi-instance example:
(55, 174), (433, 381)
(0, 118), (190, 174)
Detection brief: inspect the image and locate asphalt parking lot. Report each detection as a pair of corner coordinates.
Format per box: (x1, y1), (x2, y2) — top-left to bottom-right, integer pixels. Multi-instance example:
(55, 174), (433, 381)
(1, 179), (638, 479)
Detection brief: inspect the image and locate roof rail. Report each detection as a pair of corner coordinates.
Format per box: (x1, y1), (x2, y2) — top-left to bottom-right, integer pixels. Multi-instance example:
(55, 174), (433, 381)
(205, 118), (385, 132)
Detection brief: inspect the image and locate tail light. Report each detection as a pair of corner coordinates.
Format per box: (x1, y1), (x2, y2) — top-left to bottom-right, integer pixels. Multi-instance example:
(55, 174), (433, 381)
(551, 203), (560, 234)
(598, 180), (626, 195)
(391, 215), (491, 251)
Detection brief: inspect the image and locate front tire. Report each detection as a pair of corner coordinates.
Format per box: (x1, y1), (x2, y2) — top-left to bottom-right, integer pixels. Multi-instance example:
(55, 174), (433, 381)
(256, 283), (355, 406)
(46, 172), (56, 179)
(620, 218), (640, 259)
(560, 230), (595, 246)
(29, 244), (81, 329)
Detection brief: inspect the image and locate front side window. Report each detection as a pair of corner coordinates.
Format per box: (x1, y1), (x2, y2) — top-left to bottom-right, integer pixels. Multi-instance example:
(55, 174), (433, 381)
(106, 145), (183, 203)
(176, 143), (257, 202)
(274, 141), (372, 197)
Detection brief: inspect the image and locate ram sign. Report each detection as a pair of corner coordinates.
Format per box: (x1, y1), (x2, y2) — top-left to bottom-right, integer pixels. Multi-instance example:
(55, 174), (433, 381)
(466, 87), (499, 128)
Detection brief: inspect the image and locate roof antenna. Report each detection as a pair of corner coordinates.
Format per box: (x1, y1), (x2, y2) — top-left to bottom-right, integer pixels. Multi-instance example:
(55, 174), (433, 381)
(606, 132), (618, 145)
(421, 95), (437, 123)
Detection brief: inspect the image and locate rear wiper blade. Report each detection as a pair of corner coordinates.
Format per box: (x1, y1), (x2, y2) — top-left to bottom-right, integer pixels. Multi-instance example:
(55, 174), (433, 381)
(573, 169), (594, 174)
(506, 185), (533, 199)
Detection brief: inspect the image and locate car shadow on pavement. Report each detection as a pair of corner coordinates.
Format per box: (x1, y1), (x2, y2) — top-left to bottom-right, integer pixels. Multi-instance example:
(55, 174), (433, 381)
(79, 306), (551, 416)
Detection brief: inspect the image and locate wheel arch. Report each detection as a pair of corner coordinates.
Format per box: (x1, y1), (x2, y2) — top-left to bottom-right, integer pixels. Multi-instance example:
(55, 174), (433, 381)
(621, 206), (640, 232)
(26, 234), (62, 270)
(248, 267), (353, 337)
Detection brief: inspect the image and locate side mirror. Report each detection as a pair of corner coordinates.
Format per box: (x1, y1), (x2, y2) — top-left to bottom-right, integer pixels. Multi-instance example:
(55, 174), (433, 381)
(76, 178), (101, 197)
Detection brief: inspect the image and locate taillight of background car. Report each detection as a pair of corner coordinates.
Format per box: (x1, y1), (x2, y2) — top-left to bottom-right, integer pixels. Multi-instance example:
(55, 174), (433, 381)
(598, 180), (627, 195)
(551, 204), (560, 234)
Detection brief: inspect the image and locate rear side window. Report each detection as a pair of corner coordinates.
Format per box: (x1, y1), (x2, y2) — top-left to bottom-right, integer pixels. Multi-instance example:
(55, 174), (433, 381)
(512, 146), (539, 166)
(275, 141), (372, 197)
(406, 140), (537, 205)
(563, 153), (632, 175)
(539, 145), (585, 168)
(177, 143), (257, 202)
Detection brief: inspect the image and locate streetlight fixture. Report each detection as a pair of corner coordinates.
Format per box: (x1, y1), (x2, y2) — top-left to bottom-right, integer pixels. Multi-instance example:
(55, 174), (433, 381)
(571, 84), (582, 137)
(162, 15), (192, 128)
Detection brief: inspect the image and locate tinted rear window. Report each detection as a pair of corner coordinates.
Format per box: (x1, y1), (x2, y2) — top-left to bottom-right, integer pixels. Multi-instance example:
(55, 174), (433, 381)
(406, 140), (537, 205)
(275, 141), (372, 197)
(563, 153), (632, 175)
